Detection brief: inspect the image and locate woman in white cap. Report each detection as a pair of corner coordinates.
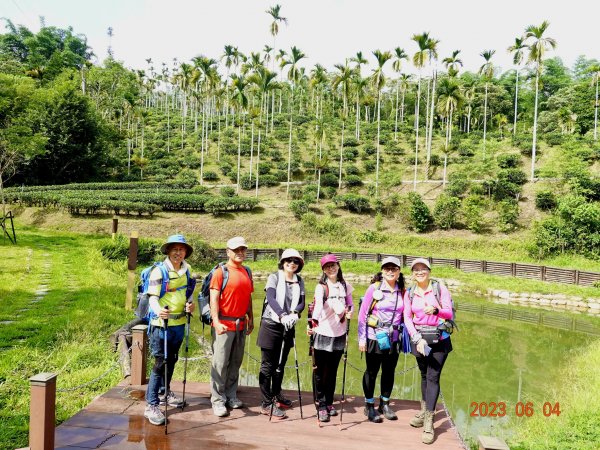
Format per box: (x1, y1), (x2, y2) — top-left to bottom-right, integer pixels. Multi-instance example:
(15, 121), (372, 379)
(310, 253), (354, 423)
(257, 248), (306, 420)
(403, 257), (453, 445)
(357, 256), (405, 423)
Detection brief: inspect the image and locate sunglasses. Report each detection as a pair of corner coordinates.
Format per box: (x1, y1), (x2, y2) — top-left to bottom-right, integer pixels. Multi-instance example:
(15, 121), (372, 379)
(382, 266), (400, 272)
(284, 258), (301, 265)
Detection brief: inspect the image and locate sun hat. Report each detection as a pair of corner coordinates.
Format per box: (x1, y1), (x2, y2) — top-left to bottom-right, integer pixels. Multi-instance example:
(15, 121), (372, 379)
(160, 234), (193, 258)
(226, 236), (248, 250)
(410, 257), (431, 270)
(279, 248), (304, 272)
(380, 256), (401, 269)
(320, 253), (339, 268)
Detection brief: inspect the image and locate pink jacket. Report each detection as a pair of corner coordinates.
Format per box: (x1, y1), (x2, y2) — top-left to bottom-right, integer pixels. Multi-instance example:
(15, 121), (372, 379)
(403, 282), (453, 339)
(312, 280), (354, 338)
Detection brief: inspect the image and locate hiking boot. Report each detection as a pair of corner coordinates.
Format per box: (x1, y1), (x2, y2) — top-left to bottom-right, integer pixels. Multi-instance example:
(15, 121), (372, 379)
(275, 393), (293, 409)
(422, 410), (435, 445)
(212, 403), (230, 417)
(410, 400), (426, 428)
(326, 405), (337, 417)
(378, 398), (397, 420)
(159, 390), (185, 408)
(318, 408), (330, 422)
(226, 398), (244, 409)
(363, 402), (383, 423)
(261, 403), (287, 420)
(144, 404), (165, 426)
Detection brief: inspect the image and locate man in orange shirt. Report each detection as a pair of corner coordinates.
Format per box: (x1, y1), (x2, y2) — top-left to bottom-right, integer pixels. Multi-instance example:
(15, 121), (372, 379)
(209, 236), (254, 417)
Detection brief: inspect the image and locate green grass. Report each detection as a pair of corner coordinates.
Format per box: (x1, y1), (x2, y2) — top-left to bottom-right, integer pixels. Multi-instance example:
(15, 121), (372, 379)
(509, 341), (600, 450)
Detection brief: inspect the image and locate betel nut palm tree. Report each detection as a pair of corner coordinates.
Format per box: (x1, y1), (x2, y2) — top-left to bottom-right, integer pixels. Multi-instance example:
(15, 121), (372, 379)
(507, 36), (527, 136)
(392, 47), (408, 141)
(524, 20), (556, 181)
(478, 49), (495, 159)
(411, 32), (433, 191)
(371, 49), (392, 197)
(281, 46), (306, 198)
(266, 4), (288, 71)
(587, 63), (600, 141)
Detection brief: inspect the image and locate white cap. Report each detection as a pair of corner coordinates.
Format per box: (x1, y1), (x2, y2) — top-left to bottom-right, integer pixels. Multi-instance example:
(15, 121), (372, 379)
(227, 236), (248, 249)
(380, 256), (401, 268)
(410, 257), (431, 270)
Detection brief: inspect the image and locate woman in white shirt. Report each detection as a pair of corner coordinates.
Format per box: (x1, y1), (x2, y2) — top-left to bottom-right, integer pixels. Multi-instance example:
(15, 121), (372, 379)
(310, 253), (354, 423)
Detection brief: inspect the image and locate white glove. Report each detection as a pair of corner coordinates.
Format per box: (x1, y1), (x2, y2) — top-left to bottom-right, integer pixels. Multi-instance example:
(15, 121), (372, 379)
(416, 339), (427, 356)
(330, 298), (346, 315)
(282, 313), (298, 331)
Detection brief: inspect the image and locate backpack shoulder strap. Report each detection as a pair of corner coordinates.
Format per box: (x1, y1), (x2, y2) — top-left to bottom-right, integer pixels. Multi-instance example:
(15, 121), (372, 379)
(154, 262), (170, 299)
(367, 281), (382, 313)
(219, 262), (229, 292)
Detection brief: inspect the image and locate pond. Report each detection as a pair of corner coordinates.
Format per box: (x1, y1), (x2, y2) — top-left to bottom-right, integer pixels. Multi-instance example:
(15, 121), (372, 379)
(239, 281), (582, 444)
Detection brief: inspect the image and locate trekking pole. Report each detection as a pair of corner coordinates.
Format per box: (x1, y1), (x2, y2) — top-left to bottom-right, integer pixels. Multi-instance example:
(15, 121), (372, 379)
(292, 336), (303, 419)
(269, 334), (287, 422)
(163, 305), (169, 435)
(307, 318), (320, 427)
(339, 317), (350, 427)
(181, 301), (191, 411)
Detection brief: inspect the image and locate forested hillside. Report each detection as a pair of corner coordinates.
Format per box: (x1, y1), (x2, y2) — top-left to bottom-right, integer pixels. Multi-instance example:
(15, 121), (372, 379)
(0, 15), (598, 260)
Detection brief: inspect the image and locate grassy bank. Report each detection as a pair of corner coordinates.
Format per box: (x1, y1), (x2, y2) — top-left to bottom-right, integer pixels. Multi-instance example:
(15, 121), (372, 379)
(509, 342), (600, 450)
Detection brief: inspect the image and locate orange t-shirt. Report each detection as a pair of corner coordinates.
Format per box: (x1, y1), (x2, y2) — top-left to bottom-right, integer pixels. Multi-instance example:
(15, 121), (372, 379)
(210, 263), (253, 331)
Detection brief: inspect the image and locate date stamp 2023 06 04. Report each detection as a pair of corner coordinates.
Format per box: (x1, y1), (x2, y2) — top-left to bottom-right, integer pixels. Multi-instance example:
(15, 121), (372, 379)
(470, 401), (561, 418)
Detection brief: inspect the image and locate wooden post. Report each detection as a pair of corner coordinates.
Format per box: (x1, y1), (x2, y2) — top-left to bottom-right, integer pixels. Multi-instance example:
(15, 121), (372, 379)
(478, 435), (509, 450)
(125, 231), (139, 310)
(111, 215), (119, 240)
(29, 372), (57, 450)
(131, 324), (149, 385)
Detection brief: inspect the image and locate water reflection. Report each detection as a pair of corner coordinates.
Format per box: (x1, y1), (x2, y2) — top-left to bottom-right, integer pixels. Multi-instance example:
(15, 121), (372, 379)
(245, 281), (581, 443)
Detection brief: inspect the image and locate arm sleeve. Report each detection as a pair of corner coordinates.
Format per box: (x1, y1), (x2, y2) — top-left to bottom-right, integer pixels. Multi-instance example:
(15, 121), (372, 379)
(357, 284), (374, 345)
(295, 278), (306, 314)
(311, 284), (325, 321)
(403, 290), (417, 338)
(345, 282), (354, 311)
(265, 273), (285, 318)
(149, 295), (161, 316)
(209, 267), (224, 291)
(436, 284), (454, 320)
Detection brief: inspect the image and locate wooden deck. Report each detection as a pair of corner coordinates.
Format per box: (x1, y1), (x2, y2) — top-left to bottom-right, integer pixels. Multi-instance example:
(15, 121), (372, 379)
(53, 381), (464, 449)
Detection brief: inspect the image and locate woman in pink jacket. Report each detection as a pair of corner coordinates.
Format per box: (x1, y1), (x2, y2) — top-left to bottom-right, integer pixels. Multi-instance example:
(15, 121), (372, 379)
(403, 258), (454, 445)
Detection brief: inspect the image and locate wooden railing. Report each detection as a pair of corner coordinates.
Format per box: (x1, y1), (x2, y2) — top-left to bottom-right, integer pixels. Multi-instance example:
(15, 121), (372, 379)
(216, 249), (600, 288)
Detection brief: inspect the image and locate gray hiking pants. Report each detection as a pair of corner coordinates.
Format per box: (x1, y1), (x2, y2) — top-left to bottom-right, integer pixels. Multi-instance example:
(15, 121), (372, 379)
(210, 326), (246, 406)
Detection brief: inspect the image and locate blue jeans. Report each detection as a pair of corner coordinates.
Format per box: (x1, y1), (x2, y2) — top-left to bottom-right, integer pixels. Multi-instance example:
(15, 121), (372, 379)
(145, 324), (185, 405)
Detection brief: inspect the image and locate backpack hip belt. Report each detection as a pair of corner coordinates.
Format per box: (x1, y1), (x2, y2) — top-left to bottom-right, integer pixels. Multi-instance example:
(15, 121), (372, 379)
(168, 312), (187, 320)
(219, 315), (246, 322)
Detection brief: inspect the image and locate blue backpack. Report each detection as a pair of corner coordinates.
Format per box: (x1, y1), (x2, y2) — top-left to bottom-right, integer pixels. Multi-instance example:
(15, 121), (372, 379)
(197, 262), (252, 325)
(136, 262), (194, 321)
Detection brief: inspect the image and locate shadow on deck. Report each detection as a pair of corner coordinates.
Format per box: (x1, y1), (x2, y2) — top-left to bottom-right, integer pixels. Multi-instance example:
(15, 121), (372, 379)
(54, 381), (464, 449)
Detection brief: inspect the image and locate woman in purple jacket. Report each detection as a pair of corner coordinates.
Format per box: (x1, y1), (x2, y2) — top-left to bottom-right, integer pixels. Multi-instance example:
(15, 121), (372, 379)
(403, 257), (454, 445)
(358, 256), (405, 423)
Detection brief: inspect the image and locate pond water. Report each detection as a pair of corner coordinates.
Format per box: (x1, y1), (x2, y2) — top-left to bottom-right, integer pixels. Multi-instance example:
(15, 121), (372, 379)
(240, 281), (582, 444)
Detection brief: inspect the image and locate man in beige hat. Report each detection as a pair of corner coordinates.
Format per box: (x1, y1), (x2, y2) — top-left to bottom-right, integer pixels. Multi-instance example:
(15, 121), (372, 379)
(209, 236), (254, 417)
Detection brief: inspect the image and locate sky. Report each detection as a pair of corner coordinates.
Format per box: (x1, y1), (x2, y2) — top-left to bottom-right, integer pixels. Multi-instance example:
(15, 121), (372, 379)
(2, 0), (598, 77)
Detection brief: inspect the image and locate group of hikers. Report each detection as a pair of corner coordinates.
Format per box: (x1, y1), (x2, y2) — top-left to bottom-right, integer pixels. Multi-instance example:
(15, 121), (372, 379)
(133, 234), (454, 445)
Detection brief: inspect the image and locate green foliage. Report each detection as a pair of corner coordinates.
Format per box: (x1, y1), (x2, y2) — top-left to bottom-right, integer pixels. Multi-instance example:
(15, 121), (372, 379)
(462, 195), (485, 233)
(220, 186), (236, 197)
(204, 196), (259, 215)
(445, 176), (470, 198)
(497, 200), (519, 232)
(290, 199), (310, 219)
(535, 190), (557, 211)
(433, 194), (461, 230)
(320, 172), (338, 187)
(202, 170), (219, 181)
(333, 193), (370, 213)
(407, 192), (433, 232)
(345, 174), (363, 187)
(496, 153), (521, 168)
